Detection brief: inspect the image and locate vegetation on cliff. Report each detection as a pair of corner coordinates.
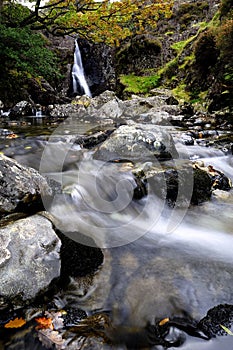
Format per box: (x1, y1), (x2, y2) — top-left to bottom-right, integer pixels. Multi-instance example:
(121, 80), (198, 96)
(119, 0), (233, 112)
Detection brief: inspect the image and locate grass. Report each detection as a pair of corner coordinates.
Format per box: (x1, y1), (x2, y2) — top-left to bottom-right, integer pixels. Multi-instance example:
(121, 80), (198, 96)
(120, 74), (161, 94)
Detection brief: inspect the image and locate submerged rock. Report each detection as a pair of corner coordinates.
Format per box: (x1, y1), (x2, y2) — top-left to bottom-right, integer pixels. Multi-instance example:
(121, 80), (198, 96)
(0, 155), (52, 216)
(0, 214), (61, 305)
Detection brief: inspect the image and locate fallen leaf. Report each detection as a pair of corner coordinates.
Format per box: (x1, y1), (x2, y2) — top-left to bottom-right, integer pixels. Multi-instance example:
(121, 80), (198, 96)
(35, 317), (54, 330)
(159, 318), (170, 326)
(4, 317), (26, 328)
(220, 324), (233, 336)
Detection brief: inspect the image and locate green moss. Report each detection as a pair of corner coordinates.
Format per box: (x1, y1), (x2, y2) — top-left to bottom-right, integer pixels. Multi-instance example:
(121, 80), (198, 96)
(224, 73), (233, 82)
(120, 74), (161, 94)
(172, 84), (190, 102)
(165, 31), (174, 36)
(180, 54), (195, 69)
(158, 57), (178, 79)
(171, 35), (196, 54)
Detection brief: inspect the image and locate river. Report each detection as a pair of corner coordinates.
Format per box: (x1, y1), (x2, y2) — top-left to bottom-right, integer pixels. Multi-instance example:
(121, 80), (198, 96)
(0, 115), (233, 349)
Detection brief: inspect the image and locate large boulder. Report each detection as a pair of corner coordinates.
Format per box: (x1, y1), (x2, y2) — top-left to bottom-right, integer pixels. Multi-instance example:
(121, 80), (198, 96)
(0, 154), (51, 216)
(0, 214), (61, 305)
(93, 123), (178, 162)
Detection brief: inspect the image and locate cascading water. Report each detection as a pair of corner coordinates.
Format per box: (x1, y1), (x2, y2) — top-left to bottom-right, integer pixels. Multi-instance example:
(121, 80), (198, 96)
(72, 40), (92, 97)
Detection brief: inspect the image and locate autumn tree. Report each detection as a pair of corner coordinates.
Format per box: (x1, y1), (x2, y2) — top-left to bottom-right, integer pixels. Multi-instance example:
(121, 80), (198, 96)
(1, 0), (173, 45)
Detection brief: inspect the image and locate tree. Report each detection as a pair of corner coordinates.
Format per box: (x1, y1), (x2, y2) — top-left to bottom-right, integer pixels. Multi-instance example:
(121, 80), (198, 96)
(1, 0), (173, 45)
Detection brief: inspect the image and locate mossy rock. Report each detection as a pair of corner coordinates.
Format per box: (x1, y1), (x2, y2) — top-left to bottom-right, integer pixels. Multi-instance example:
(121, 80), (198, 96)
(116, 35), (162, 75)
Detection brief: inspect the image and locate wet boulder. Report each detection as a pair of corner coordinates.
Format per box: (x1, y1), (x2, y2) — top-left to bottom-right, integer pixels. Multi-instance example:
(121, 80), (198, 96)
(0, 214), (61, 305)
(133, 160), (231, 207)
(0, 154), (52, 216)
(93, 124), (178, 162)
(75, 126), (116, 149)
(8, 101), (33, 119)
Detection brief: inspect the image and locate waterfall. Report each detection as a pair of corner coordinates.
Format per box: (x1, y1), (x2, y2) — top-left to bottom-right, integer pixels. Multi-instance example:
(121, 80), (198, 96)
(72, 40), (91, 97)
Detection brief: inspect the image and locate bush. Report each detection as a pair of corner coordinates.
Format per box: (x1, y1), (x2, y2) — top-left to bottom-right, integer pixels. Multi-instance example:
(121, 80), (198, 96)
(0, 24), (61, 82)
(215, 19), (233, 61)
(0, 21), (62, 104)
(194, 30), (219, 70)
(176, 2), (209, 18)
(219, 0), (233, 19)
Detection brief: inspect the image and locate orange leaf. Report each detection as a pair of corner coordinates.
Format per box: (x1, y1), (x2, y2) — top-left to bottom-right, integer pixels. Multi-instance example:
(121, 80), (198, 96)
(35, 317), (54, 330)
(4, 317), (26, 328)
(159, 317), (170, 326)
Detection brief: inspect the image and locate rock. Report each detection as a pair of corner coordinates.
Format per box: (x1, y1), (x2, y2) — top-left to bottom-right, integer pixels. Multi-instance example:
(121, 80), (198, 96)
(208, 134), (233, 154)
(48, 102), (86, 118)
(0, 214), (61, 304)
(86, 93), (124, 119)
(89, 90), (117, 109)
(28, 77), (60, 105)
(94, 98), (123, 119)
(154, 166), (209, 206)
(121, 95), (165, 118)
(75, 126), (116, 149)
(192, 167), (213, 204)
(93, 124), (178, 162)
(58, 232), (104, 281)
(198, 304), (233, 338)
(0, 128), (16, 138)
(9, 101), (33, 119)
(141, 109), (171, 124)
(180, 102), (194, 117)
(180, 132), (195, 145)
(0, 154), (51, 216)
(133, 160), (231, 207)
(45, 91), (181, 124)
(193, 162), (232, 192)
(165, 95), (179, 105)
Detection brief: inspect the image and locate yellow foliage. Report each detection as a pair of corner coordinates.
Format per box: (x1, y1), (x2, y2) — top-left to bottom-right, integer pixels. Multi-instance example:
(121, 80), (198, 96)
(47, 0), (173, 46)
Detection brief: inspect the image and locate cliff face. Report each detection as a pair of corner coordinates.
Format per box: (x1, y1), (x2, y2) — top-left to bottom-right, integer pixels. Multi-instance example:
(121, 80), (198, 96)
(116, 0), (232, 113)
(1, 0), (232, 113)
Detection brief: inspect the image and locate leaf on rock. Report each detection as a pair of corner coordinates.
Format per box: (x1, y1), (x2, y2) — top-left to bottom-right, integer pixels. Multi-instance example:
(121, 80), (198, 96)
(35, 317), (54, 330)
(4, 317), (26, 328)
(159, 318), (170, 326)
(220, 324), (233, 336)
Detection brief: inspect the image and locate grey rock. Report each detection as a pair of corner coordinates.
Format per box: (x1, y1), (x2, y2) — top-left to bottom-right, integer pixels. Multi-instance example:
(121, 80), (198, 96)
(93, 123), (178, 162)
(0, 154), (51, 215)
(49, 103), (86, 118)
(0, 214), (61, 304)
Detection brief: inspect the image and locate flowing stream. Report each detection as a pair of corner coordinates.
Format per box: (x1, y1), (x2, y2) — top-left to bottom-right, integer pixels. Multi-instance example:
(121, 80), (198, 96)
(0, 119), (233, 349)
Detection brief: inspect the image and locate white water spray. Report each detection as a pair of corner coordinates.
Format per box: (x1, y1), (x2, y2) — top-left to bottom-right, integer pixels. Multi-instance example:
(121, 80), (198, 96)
(72, 40), (91, 97)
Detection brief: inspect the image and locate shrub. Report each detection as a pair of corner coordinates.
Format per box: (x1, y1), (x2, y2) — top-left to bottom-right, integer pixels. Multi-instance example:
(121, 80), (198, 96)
(219, 0), (233, 19)
(0, 24), (61, 82)
(194, 30), (219, 69)
(215, 19), (233, 61)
